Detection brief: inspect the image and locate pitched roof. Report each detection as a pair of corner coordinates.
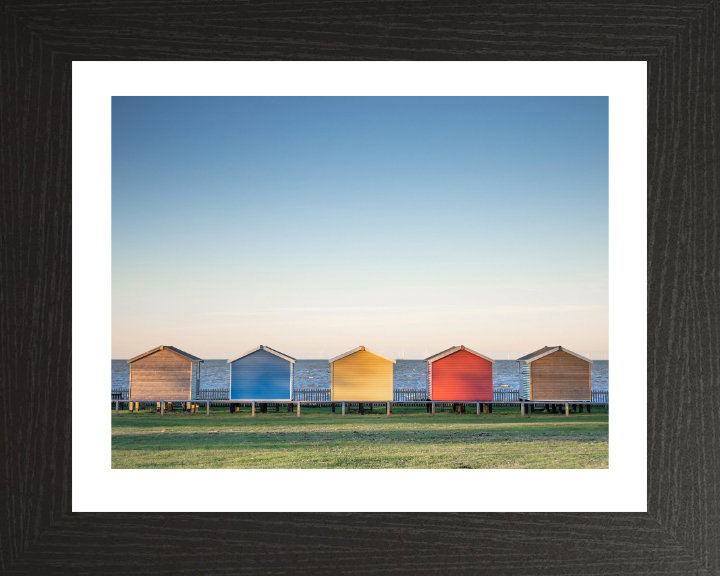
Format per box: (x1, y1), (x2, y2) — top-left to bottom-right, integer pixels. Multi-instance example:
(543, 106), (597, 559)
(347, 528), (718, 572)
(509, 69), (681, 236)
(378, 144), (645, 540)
(516, 346), (557, 362)
(516, 346), (592, 363)
(424, 345), (494, 364)
(227, 345), (296, 364)
(328, 346), (396, 364)
(127, 345), (203, 364)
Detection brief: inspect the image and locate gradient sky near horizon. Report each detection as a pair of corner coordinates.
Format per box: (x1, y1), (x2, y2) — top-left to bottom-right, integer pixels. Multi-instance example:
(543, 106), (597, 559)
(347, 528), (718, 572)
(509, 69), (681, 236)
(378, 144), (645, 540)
(112, 96), (608, 360)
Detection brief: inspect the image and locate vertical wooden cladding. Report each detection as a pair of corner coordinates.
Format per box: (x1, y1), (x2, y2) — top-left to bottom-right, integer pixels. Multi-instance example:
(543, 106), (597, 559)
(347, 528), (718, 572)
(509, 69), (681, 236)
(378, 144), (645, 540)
(128, 348), (195, 400)
(331, 349), (393, 401)
(429, 349), (493, 401)
(229, 347), (294, 401)
(427, 362), (433, 398)
(519, 361), (531, 400)
(530, 350), (591, 401)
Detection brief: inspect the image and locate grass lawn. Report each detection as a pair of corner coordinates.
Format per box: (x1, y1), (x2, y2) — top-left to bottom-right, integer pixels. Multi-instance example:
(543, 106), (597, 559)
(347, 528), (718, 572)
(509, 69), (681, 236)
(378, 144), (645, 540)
(111, 404), (608, 469)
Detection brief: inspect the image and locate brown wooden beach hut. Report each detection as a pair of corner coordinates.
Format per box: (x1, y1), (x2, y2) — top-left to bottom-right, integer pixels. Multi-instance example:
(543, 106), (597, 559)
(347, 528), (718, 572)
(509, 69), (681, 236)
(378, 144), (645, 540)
(517, 346), (591, 402)
(127, 345), (203, 401)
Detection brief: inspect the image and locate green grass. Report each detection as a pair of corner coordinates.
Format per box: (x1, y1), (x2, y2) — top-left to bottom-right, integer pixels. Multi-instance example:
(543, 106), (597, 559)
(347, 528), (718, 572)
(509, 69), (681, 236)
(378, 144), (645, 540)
(112, 404), (608, 469)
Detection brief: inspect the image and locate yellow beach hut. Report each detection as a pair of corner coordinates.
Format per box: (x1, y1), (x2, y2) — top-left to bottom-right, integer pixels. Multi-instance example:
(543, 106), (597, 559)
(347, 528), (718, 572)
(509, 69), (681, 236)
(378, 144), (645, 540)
(329, 346), (395, 401)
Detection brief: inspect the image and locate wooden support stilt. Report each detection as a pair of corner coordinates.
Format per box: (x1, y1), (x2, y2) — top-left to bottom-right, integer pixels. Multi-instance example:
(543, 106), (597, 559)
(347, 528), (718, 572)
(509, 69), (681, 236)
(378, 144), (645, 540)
(358, 403), (364, 415)
(431, 402), (436, 415)
(342, 402), (346, 416)
(251, 402), (256, 417)
(477, 402), (481, 416)
(521, 402), (525, 416)
(207, 401), (210, 416)
(128, 402), (133, 413)
(565, 403), (570, 416)
(387, 402), (391, 416)
(483, 403), (489, 414)
(115, 400), (119, 415)
(161, 401), (165, 416)
(297, 402), (301, 417)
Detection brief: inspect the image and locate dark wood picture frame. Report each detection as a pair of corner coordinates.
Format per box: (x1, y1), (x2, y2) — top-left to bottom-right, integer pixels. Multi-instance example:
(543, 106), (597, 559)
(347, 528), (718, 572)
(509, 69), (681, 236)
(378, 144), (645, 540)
(2, 3), (717, 574)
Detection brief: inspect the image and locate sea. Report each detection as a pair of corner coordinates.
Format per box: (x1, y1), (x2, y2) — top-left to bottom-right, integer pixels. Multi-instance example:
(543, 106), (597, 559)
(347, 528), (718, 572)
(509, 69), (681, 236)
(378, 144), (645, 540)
(112, 359), (609, 391)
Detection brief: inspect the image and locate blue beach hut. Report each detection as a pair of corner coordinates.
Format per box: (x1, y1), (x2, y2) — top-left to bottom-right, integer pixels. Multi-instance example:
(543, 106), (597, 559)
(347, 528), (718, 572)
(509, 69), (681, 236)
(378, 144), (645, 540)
(227, 345), (296, 401)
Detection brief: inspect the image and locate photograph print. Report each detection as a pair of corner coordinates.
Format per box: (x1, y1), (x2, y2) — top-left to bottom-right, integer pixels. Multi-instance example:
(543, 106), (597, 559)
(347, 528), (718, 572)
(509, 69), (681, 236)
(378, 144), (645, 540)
(111, 96), (608, 469)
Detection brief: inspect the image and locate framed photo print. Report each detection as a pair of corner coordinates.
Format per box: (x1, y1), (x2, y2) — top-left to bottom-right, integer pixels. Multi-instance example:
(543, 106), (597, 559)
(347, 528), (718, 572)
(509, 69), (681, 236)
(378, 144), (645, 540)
(3, 3), (717, 574)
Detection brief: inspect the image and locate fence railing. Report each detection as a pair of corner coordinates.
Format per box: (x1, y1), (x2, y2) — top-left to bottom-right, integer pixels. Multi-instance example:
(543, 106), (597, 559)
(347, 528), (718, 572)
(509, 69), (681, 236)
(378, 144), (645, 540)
(493, 389), (519, 403)
(199, 389), (230, 400)
(292, 389), (328, 402)
(111, 386), (609, 406)
(394, 389), (427, 402)
(293, 390), (425, 402)
(112, 388), (232, 401)
(111, 386), (129, 400)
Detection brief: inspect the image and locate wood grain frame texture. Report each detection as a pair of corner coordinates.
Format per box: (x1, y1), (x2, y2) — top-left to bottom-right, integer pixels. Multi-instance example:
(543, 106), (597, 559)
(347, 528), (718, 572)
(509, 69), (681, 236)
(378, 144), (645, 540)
(1, 2), (717, 574)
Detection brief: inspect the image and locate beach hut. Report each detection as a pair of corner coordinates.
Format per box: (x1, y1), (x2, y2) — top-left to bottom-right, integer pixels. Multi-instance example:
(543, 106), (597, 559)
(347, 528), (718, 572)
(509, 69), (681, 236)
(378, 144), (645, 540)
(127, 345), (203, 400)
(227, 345), (295, 401)
(329, 346), (395, 401)
(516, 346), (592, 401)
(425, 345), (494, 401)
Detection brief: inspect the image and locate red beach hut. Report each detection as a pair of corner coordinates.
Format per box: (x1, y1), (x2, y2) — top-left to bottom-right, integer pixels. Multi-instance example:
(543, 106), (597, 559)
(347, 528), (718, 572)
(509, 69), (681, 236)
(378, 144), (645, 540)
(425, 345), (494, 401)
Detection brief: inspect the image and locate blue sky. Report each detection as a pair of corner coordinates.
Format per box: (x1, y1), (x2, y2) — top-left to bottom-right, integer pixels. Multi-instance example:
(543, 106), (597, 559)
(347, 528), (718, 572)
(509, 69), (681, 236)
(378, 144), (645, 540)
(112, 97), (608, 360)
